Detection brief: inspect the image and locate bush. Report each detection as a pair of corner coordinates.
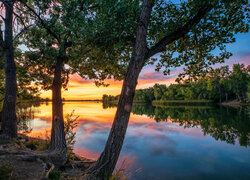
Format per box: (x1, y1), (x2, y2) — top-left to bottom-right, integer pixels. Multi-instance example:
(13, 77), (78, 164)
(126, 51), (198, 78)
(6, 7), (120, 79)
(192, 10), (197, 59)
(64, 111), (79, 158)
(49, 169), (61, 180)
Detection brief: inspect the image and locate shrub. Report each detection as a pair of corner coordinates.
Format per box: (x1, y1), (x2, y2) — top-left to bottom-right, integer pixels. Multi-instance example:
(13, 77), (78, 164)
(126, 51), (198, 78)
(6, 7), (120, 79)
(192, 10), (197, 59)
(49, 169), (61, 180)
(64, 111), (79, 158)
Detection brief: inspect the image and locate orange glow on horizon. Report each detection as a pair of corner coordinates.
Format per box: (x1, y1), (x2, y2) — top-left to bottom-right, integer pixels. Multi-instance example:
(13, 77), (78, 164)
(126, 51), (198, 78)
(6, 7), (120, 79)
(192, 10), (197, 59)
(40, 73), (176, 100)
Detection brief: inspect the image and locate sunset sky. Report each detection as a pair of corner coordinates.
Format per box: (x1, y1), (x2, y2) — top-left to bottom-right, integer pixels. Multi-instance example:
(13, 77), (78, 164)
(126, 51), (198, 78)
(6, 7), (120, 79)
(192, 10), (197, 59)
(40, 32), (250, 100)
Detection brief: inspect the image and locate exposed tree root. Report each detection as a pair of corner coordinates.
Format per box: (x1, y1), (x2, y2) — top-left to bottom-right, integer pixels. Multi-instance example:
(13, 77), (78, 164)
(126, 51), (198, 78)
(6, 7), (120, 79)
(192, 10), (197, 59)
(0, 136), (96, 179)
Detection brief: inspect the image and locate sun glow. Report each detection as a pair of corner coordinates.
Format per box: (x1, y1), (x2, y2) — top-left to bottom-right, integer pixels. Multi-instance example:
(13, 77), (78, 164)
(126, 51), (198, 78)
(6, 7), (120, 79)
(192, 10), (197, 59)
(40, 72), (176, 100)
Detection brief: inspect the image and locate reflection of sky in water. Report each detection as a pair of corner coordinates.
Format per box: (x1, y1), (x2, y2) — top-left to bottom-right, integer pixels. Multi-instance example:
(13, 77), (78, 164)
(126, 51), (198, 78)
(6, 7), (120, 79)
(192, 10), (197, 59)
(24, 102), (250, 180)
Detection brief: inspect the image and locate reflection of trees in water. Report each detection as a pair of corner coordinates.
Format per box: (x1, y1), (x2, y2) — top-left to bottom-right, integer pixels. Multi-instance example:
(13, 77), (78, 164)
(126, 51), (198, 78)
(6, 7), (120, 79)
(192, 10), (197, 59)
(16, 102), (40, 133)
(102, 101), (117, 109)
(131, 104), (250, 147)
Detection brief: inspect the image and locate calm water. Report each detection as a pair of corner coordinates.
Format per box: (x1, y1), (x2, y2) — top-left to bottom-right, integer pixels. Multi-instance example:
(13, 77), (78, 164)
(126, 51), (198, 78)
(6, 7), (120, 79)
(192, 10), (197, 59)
(18, 102), (250, 180)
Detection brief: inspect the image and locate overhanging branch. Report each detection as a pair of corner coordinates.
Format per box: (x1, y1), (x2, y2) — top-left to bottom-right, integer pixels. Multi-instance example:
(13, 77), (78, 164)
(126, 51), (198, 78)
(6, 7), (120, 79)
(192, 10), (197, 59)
(13, 24), (33, 41)
(19, 0), (60, 43)
(146, 5), (213, 59)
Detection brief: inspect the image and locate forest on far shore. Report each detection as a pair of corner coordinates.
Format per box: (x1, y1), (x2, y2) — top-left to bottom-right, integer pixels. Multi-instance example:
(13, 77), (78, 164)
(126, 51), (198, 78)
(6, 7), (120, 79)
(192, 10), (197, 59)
(103, 64), (250, 104)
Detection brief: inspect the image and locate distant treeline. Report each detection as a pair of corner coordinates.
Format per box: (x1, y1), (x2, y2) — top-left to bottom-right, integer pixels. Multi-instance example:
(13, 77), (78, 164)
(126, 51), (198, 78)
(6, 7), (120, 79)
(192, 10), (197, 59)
(103, 64), (250, 104)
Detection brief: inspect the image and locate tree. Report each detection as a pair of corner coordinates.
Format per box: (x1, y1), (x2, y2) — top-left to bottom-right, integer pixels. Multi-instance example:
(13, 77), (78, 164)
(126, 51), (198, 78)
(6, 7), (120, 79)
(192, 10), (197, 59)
(0, 0), (17, 138)
(231, 64), (250, 101)
(162, 84), (177, 100)
(84, 0), (249, 178)
(0, 0), (42, 138)
(21, 0), (130, 166)
(153, 83), (167, 100)
(19, 0), (90, 164)
(0, 0), (32, 138)
(20, 1), (76, 157)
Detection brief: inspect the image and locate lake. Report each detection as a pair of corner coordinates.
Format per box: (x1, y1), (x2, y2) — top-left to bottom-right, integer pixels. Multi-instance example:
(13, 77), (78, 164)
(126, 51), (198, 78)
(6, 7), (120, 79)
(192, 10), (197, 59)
(18, 102), (250, 180)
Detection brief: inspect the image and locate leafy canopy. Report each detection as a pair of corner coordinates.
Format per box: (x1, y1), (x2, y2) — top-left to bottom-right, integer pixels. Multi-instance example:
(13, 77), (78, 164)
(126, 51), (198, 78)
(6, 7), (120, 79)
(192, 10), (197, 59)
(78, 0), (249, 80)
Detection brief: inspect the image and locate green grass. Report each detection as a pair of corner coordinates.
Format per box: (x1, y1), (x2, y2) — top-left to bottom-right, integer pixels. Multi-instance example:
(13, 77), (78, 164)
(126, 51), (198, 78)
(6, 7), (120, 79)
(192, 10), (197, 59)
(14, 137), (50, 151)
(25, 139), (50, 151)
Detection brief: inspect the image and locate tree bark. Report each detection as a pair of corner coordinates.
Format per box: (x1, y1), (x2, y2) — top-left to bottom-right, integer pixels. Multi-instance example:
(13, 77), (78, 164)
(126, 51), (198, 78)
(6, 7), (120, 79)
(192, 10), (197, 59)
(85, 0), (154, 179)
(1, 0), (18, 139)
(49, 57), (67, 166)
(50, 57), (66, 150)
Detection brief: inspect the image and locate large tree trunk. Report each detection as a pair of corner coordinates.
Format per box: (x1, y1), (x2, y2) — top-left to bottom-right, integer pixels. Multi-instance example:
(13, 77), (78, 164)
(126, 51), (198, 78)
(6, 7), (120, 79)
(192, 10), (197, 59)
(49, 57), (67, 166)
(85, 0), (154, 179)
(1, 0), (18, 139)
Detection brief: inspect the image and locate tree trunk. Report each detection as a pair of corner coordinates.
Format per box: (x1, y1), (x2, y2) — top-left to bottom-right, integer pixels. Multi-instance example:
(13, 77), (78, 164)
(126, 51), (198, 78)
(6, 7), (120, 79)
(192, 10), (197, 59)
(1, 0), (18, 139)
(49, 57), (67, 166)
(85, 0), (154, 179)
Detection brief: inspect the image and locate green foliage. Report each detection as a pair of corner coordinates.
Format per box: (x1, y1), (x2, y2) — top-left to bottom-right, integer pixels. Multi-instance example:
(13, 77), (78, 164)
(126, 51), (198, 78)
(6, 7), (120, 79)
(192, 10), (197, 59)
(152, 100), (214, 106)
(0, 49), (44, 101)
(20, 0), (130, 88)
(247, 81), (250, 103)
(152, 0), (249, 78)
(0, 162), (15, 180)
(1, 0), (249, 101)
(231, 64), (250, 101)
(103, 88), (155, 108)
(48, 169), (61, 180)
(134, 88), (154, 102)
(105, 64), (249, 103)
(103, 94), (119, 102)
(80, 0), (249, 80)
(153, 84), (167, 100)
(64, 111), (79, 157)
(4, 0), (247, 102)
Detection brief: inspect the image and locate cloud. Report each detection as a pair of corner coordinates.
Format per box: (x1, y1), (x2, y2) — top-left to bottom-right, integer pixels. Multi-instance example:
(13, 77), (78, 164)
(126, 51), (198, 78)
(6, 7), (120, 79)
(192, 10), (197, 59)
(139, 72), (164, 80)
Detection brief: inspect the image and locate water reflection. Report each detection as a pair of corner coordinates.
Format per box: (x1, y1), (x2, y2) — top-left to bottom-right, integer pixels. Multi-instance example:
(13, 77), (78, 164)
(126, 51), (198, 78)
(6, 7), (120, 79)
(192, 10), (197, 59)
(18, 102), (250, 180)
(16, 102), (41, 134)
(131, 105), (250, 147)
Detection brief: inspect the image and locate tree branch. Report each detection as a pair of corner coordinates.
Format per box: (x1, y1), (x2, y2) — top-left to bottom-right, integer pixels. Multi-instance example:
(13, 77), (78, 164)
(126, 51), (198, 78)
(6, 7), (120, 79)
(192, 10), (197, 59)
(19, 0), (60, 43)
(146, 5), (213, 59)
(13, 24), (33, 41)
(13, 10), (27, 26)
(0, 14), (5, 21)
